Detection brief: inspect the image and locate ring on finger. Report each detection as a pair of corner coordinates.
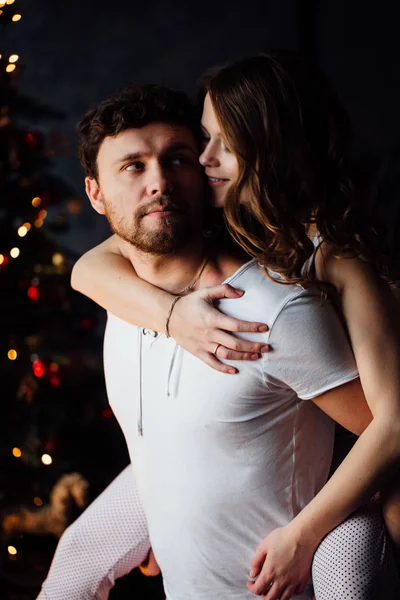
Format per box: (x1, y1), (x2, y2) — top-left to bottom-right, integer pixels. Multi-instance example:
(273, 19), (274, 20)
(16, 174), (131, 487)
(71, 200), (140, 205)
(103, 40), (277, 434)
(266, 580), (274, 590)
(213, 343), (221, 356)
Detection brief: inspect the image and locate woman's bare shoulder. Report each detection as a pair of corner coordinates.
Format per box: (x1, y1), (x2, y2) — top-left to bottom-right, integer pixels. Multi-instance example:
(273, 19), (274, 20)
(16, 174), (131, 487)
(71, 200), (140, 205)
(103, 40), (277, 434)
(314, 240), (380, 293)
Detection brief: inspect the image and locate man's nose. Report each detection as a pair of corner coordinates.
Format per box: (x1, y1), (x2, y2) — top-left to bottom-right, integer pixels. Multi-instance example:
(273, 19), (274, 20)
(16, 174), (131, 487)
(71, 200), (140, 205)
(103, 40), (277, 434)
(146, 165), (173, 197)
(199, 141), (219, 167)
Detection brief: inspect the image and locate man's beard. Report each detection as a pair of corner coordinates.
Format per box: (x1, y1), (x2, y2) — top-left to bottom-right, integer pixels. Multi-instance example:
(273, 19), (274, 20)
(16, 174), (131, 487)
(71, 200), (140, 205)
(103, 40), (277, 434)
(103, 194), (196, 255)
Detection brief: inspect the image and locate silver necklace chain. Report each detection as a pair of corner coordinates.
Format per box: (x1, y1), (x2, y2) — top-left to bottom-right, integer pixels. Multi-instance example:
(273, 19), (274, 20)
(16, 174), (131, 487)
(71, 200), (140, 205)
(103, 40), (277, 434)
(177, 256), (209, 295)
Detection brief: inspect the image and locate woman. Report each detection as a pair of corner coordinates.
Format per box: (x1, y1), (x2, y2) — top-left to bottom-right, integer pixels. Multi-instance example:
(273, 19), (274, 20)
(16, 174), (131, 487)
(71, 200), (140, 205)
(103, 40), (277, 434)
(41, 54), (400, 600)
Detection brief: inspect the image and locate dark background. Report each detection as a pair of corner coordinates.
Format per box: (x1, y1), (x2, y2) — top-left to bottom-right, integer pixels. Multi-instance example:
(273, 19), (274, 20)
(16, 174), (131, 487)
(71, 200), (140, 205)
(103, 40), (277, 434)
(1, 0), (400, 598)
(3, 0), (400, 253)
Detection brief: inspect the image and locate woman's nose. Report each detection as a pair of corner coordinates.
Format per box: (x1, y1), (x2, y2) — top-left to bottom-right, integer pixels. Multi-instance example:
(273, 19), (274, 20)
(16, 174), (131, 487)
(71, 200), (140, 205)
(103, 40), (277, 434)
(199, 141), (219, 167)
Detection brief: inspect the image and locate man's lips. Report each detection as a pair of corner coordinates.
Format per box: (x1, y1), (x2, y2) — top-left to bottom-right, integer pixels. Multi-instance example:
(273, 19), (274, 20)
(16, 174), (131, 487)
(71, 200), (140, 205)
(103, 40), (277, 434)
(144, 206), (181, 217)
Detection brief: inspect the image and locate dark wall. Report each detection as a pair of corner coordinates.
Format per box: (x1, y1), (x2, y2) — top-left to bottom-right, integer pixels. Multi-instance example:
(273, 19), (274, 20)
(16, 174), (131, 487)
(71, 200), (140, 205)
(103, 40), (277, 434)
(3, 0), (400, 252)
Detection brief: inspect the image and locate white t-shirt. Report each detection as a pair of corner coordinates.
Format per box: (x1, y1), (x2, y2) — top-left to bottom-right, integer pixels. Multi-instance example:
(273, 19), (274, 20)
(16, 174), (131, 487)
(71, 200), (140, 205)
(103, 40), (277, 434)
(103, 259), (359, 600)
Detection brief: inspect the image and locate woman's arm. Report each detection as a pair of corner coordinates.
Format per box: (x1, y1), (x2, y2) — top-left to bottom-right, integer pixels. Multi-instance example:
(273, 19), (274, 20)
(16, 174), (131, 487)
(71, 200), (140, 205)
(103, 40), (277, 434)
(321, 249), (400, 551)
(71, 235), (269, 374)
(71, 234), (172, 333)
(248, 253), (400, 599)
(293, 249), (400, 525)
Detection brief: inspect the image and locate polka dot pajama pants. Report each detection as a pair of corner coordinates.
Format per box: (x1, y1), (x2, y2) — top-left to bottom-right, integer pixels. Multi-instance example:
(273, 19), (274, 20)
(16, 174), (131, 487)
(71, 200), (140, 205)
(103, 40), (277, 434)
(313, 501), (400, 599)
(38, 465), (400, 599)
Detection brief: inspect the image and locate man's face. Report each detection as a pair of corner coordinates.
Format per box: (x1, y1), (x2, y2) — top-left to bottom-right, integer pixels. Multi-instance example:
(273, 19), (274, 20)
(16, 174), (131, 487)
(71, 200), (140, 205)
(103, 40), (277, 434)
(86, 122), (205, 254)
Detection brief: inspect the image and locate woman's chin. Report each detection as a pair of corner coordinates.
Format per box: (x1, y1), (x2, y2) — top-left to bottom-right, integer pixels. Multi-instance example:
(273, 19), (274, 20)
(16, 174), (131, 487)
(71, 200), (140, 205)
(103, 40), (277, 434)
(204, 185), (226, 208)
(209, 191), (226, 208)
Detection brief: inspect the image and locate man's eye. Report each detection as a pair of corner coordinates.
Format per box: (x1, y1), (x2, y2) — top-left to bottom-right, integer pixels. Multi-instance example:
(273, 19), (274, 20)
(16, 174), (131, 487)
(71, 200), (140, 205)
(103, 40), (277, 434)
(125, 162), (144, 171)
(171, 156), (187, 166)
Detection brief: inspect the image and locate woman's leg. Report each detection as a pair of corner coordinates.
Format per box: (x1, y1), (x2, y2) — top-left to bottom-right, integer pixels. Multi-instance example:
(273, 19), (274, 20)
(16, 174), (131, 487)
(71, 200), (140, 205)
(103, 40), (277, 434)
(312, 501), (400, 600)
(382, 476), (400, 569)
(38, 465), (150, 600)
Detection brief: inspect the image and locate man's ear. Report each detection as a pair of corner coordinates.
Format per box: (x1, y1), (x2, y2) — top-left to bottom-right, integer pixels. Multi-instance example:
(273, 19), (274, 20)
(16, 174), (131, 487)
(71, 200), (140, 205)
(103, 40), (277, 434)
(85, 177), (106, 215)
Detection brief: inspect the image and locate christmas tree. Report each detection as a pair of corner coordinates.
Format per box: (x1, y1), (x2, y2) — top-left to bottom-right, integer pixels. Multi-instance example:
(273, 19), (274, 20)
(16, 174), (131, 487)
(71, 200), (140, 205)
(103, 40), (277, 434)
(0, 2), (133, 596)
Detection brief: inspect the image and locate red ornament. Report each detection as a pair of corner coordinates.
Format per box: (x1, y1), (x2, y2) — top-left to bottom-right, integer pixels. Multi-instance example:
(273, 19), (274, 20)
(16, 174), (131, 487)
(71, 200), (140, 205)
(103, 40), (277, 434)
(27, 286), (40, 301)
(44, 440), (55, 452)
(50, 376), (61, 388)
(102, 407), (113, 420)
(32, 359), (45, 378)
(25, 132), (39, 149)
(34, 366), (45, 378)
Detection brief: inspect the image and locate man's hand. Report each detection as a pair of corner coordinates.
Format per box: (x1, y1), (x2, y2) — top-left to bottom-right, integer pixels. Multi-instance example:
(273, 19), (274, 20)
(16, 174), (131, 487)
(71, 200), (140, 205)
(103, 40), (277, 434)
(247, 525), (317, 600)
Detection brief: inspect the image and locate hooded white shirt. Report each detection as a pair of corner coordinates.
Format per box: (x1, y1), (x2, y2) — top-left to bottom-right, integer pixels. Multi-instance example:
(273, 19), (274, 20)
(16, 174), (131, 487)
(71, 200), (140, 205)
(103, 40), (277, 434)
(104, 259), (358, 600)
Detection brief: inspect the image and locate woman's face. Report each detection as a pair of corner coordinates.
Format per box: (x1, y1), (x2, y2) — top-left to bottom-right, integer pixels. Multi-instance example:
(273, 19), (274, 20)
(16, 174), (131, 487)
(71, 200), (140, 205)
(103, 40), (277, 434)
(199, 93), (239, 207)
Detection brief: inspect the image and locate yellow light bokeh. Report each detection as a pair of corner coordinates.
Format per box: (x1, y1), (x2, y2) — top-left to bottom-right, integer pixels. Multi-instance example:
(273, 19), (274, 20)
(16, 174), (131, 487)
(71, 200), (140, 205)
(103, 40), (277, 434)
(12, 13), (22, 21)
(6, 64), (16, 73)
(24, 222), (31, 231)
(32, 196), (41, 207)
(8, 546), (17, 556)
(10, 247), (20, 258)
(9, 54), (19, 63)
(0, 3), (5, 8)
(38, 209), (47, 219)
(52, 253), (64, 266)
(34, 497), (43, 507)
(12, 447), (22, 458)
(18, 225), (28, 237)
(7, 0), (16, 4)
(34, 219), (43, 228)
(41, 454), (52, 465)
(8, 349), (17, 360)
(0, 254), (4, 265)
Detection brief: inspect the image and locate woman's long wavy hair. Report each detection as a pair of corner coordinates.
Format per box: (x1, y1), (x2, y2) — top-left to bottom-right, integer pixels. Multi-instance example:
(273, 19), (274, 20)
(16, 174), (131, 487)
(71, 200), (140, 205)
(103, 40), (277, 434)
(201, 53), (397, 285)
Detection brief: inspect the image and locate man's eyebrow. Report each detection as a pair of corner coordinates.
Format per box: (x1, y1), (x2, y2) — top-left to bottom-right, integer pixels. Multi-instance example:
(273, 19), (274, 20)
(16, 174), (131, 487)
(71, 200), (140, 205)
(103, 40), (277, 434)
(113, 152), (148, 166)
(113, 143), (196, 166)
(163, 142), (197, 155)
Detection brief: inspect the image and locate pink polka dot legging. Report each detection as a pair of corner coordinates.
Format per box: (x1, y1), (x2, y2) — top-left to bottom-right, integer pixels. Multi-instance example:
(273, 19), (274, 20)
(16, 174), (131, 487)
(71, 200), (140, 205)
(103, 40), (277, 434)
(38, 463), (400, 600)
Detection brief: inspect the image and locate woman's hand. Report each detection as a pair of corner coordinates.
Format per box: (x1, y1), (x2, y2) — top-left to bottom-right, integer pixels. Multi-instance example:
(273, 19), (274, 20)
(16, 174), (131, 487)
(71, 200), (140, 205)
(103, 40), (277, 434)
(247, 525), (318, 600)
(168, 284), (270, 374)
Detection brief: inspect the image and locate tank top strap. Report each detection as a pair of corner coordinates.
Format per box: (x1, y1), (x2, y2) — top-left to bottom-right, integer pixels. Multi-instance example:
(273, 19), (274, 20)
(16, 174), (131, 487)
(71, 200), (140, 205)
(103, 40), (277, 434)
(302, 231), (322, 278)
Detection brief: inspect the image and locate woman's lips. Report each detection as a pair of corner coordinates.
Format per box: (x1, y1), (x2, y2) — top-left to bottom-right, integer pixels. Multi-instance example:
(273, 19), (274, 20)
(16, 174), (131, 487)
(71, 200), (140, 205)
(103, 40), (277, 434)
(207, 177), (229, 187)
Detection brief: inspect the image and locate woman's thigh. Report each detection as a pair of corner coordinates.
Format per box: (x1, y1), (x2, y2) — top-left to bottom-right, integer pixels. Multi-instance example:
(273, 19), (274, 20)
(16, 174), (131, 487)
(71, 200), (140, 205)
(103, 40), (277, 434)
(312, 501), (400, 600)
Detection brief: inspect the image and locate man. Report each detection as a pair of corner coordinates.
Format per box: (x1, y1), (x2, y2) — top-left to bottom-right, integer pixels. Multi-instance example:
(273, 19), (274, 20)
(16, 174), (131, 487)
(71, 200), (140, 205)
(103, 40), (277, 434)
(40, 84), (365, 600)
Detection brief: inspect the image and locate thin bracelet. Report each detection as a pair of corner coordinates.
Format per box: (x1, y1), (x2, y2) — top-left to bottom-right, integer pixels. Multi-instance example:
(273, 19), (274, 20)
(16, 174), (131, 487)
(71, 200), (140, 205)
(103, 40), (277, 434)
(165, 295), (182, 338)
